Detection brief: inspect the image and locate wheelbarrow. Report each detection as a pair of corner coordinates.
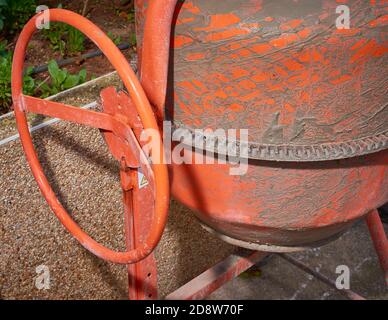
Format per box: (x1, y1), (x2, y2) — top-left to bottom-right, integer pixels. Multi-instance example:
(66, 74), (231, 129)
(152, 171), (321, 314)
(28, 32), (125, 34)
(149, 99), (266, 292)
(11, 0), (388, 299)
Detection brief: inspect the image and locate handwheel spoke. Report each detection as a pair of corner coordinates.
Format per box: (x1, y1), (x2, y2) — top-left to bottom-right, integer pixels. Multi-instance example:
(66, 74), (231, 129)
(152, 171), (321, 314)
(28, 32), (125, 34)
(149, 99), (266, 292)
(22, 94), (148, 169)
(23, 95), (116, 132)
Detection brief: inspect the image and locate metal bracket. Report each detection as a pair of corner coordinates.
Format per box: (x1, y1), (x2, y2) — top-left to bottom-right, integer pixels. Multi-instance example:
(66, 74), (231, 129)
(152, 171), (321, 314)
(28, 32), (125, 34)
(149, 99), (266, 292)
(101, 87), (159, 300)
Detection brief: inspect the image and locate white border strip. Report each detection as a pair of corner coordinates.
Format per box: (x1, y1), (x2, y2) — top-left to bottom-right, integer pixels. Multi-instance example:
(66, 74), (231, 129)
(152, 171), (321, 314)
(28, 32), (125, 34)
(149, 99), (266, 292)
(0, 101), (97, 147)
(0, 70), (118, 121)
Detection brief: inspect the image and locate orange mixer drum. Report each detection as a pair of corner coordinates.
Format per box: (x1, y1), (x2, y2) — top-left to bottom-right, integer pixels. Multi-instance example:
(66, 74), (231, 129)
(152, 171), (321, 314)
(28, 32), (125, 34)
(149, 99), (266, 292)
(136, 0), (388, 251)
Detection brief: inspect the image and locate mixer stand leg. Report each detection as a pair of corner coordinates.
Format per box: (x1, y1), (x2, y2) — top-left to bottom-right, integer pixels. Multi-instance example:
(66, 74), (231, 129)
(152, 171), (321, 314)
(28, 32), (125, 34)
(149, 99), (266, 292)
(122, 169), (159, 300)
(165, 249), (268, 300)
(365, 209), (388, 286)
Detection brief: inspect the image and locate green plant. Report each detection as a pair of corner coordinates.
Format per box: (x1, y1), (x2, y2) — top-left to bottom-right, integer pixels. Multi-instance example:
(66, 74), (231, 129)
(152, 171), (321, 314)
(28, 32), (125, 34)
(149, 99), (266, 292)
(42, 23), (67, 56)
(0, 52), (14, 111)
(0, 0), (37, 36)
(67, 27), (85, 54)
(129, 33), (137, 46)
(0, 39), (7, 56)
(0, 48), (35, 113)
(42, 23), (85, 56)
(127, 11), (135, 23)
(39, 60), (87, 98)
(107, 32), (121, 46)
(0, 0), (6, 31)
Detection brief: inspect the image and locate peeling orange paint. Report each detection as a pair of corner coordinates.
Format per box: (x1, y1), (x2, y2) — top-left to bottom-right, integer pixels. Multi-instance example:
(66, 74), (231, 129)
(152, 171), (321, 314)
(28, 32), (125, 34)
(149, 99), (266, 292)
(283, 59), (304, 71)
(311, 48), (323, 62)
(351, 39), (368, 50)
(186, 52), (206, 61)
(240, 22), (261, 29)
(350, 39), (384, 63)
(273, 66), (287, 78)
(331, 74), (352, 85)
(299, 91), (310, 103)
(205, 28), (249, 42)
(335, 28), (361, 36)
(270, 33), (299, 48)
(251, 43), (272, 54)
(237, 48), (252, 57)
(192, 80), (207, 93)
(369, 14), (388, 27)
(238, 91), (261, 101)
(182, 1), (200, 14)
(174, 35), (193, 48)
(220, 42), (242, 52)
(231, 67), (250, 79)
(229, 103), (244, 112)
(297, 28), (312, 39)
(196, 13), (240, 31)
(238, 79), (256, 90)
(214, 89), (228, 99)
(267, 83), (285, 92)
(284, 103), (295, 113)
(252, 72), (269, 82)
(176, 17), (195, 26)
(280, 19), (303, 31)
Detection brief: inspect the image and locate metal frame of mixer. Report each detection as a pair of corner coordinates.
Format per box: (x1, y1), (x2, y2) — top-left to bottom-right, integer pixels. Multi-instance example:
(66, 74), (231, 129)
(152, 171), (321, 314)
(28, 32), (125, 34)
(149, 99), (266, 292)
(160, 209), (387, 300)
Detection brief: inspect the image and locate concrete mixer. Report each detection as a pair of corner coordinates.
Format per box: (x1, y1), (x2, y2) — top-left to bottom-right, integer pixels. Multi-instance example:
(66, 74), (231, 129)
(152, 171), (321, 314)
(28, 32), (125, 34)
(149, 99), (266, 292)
(11, 0), (388, 299)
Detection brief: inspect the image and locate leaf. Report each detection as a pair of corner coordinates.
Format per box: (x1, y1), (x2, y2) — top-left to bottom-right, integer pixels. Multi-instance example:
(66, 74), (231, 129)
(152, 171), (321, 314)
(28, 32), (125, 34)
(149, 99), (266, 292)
(48, 60), (66, 88)
(24, 66), (33, 76)
(59, 40), (66, 57)
(39, 82), (52, 98)
(47, 60), (60, 78)
(23, 76), (35, 96)
(78, 69), (86, 83)
(67, 27), (84, 54)
(63, 74), (79, 90)
(129, 33), (137, 46)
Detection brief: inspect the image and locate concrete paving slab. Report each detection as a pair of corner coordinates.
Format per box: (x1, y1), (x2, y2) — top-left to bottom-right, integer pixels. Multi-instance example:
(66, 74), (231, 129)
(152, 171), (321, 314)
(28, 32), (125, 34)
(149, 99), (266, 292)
(209, 221), (388, 300)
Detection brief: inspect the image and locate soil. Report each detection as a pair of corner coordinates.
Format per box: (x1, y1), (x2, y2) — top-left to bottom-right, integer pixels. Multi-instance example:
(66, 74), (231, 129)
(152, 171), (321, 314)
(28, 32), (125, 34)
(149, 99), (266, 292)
(3, 0), (136, 114)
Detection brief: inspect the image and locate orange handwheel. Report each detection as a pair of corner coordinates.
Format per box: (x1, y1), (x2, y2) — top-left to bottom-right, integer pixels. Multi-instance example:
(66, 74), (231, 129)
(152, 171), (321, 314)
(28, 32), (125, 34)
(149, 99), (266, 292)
(11, 9), (169, 264)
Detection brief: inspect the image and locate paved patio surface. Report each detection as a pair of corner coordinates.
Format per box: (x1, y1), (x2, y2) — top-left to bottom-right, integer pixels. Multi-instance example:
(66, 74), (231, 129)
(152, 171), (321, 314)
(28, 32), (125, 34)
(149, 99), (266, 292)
(209, 220), (388, 300)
